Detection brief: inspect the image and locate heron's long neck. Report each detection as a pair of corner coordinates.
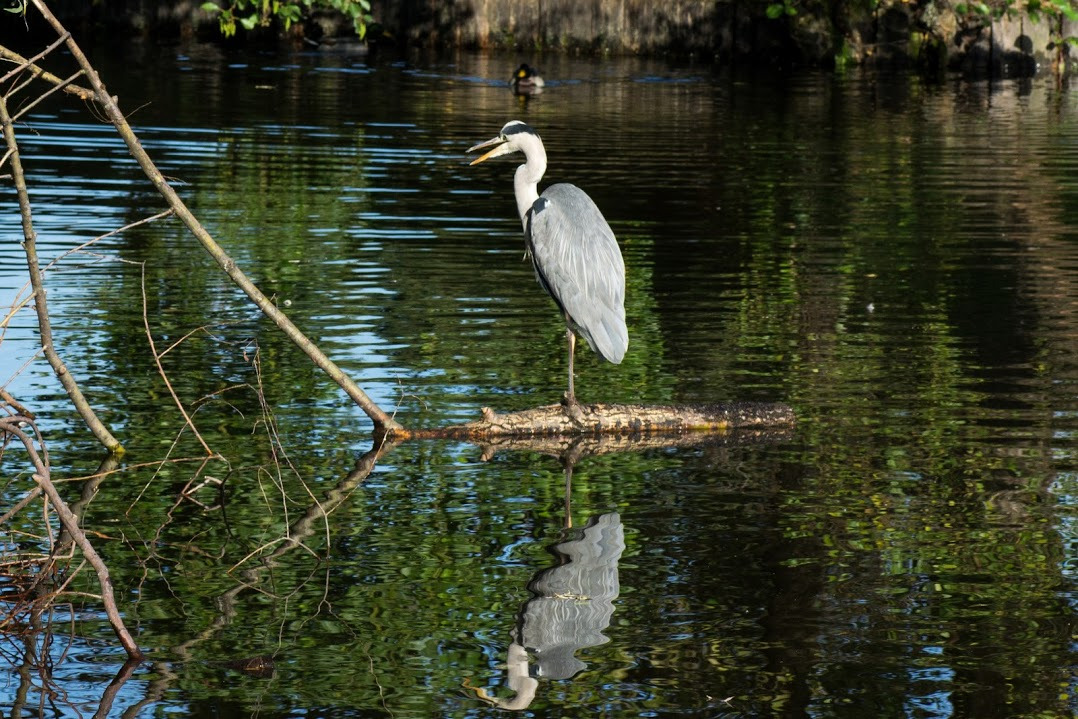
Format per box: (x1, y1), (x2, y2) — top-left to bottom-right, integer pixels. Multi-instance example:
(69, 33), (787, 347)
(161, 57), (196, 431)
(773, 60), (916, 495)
(513, 138), (547, 230)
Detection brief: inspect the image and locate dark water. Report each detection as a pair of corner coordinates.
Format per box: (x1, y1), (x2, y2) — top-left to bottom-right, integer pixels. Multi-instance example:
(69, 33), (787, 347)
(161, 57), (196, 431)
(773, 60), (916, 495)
(1, 40), (1077, 718)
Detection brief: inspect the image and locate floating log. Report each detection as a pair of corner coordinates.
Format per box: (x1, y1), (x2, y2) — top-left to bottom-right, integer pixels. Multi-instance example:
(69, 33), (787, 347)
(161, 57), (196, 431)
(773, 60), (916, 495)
(386, 401), (796, 441)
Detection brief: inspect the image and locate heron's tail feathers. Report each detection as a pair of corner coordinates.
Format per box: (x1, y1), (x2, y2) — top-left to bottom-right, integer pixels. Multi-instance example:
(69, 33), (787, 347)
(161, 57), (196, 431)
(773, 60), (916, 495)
(580, 310), (628, 365)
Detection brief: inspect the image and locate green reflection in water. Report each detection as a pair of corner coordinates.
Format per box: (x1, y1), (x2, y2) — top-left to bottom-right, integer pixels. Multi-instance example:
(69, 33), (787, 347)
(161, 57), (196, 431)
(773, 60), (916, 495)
(0, 44), (1075, 719)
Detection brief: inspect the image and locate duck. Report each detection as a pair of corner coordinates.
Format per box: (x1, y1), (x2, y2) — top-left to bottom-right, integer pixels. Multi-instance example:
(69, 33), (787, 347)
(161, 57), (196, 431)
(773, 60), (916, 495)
(510, 64), (545, 95)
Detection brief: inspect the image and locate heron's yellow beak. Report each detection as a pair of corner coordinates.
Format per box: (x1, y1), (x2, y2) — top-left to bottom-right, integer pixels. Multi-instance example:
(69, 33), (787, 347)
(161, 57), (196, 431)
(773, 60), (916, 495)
(467, 136), (509, 165)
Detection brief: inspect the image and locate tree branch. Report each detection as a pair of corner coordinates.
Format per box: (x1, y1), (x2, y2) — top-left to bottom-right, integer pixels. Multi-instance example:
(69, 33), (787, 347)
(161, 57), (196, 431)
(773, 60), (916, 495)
(0, 415), (143, 660)
(0, 33), (94, 101)
(0, 93), (123, 454)
(27, 0), (402, 433)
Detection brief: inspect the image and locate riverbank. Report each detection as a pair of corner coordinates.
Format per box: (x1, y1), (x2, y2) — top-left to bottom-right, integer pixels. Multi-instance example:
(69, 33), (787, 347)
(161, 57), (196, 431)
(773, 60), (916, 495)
(34, 0), (1078, 77)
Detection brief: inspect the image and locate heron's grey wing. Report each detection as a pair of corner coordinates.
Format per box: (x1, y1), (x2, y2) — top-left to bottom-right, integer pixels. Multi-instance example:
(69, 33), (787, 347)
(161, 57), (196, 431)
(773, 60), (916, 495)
(526, 183), (628, 364)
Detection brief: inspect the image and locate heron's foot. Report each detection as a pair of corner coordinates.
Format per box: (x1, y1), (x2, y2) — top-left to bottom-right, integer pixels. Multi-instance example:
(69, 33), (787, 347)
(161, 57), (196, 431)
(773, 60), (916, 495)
(560, 393), (585, 424)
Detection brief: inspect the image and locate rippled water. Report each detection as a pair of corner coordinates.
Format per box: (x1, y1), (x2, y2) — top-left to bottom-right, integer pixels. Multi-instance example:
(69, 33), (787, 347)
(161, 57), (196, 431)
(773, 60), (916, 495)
(1, 41), (1077, 718)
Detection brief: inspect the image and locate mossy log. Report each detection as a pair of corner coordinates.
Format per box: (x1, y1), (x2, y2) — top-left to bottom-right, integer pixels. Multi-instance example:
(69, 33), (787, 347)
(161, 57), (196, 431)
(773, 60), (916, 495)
(386, 401), (796, 441)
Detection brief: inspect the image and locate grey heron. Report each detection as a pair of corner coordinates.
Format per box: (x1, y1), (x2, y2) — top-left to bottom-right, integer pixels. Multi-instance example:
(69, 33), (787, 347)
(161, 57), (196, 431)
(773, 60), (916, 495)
(468, 120), (627, 406)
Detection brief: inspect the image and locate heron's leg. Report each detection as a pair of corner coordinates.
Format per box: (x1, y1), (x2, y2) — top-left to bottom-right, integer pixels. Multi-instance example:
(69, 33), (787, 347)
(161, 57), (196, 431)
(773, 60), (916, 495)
(566, 326), (577, 405)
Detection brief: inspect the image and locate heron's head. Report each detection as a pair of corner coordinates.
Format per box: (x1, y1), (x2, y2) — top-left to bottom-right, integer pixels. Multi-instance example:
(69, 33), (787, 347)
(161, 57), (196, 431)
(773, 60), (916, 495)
(467, 121), (537, 165)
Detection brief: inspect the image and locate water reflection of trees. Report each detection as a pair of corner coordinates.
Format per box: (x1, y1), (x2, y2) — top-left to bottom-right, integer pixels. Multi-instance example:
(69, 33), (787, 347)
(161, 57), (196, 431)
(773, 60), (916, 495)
(4, 44), (1077, 717)
(643, 76), (1078, 716)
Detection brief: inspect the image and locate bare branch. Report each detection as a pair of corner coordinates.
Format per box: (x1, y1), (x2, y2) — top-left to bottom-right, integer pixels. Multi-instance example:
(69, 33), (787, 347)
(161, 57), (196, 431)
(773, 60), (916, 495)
(12, 69), (86, 121)
(0, 389), (35, 418)
(0, 415), (143, 660)
(26, 0), (402, 433)
(0, 93), (123, 453)
(139, 262), (214, 456)
(0, 37), (94, 101)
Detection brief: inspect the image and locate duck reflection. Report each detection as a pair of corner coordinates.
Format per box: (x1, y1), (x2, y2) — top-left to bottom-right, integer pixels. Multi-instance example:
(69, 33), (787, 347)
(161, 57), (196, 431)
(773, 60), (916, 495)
(469, 507), (624, 709)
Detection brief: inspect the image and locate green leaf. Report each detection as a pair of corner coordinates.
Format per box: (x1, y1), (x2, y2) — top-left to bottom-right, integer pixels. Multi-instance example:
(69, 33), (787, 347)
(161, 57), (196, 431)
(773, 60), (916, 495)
(766, 3), (785, 19)
(203, 0), (375, 39)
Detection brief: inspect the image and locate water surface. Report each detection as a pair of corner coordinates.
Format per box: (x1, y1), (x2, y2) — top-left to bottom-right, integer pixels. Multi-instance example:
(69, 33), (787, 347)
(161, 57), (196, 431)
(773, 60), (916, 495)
(0, 43), (1076, 718)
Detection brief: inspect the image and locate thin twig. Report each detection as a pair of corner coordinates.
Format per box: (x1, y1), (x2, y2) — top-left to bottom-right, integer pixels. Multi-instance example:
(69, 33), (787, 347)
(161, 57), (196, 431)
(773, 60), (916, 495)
(0, 209), (176, 337)
(0, 38), (94, 101)
(0, 33), (71, 87)
(0, 287), (35, 334)
(12, 69), (86, 121)
(64, 456), (213, 484)
(158, 323), (236, 360)
(0, 487), (43, 525)
(1, 347), (44, 399)
(42, 209), (175, 275)
(139, 262), (213, 456)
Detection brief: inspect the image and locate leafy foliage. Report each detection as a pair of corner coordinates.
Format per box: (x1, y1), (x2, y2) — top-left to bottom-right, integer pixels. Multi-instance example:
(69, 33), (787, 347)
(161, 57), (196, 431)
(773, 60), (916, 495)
(953, 0), (1078, 21)
(762, 0), (1078, 69)
(766, 0), (799, 19)
(200, 0), (372, 38)
(953, 0), (1078, 55)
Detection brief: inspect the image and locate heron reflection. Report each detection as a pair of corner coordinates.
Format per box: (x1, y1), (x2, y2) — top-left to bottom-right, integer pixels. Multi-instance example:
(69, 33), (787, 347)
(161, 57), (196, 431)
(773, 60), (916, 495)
(467, 509), (625, 709)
